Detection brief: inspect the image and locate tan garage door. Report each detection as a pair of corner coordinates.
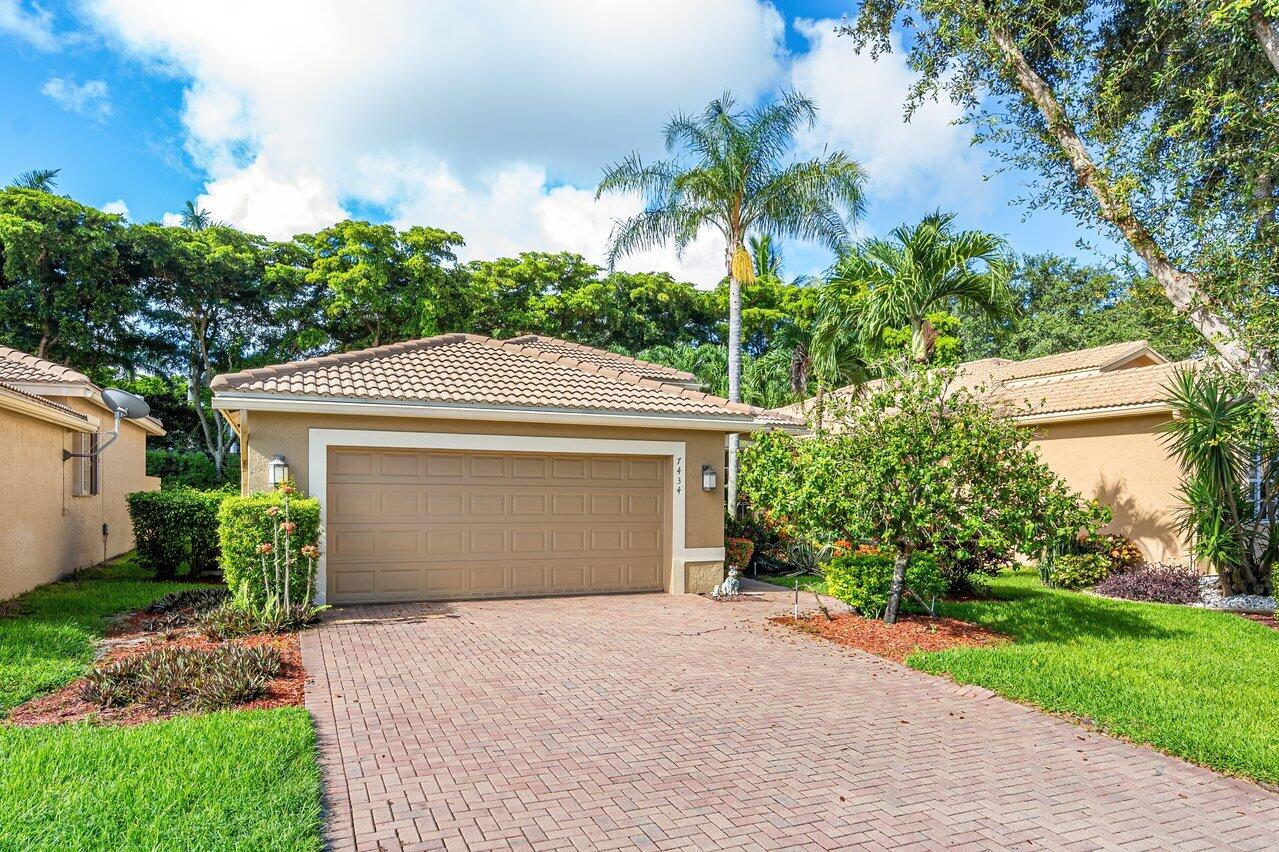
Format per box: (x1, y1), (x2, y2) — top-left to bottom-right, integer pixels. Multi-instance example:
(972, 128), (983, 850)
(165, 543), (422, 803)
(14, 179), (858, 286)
(326, 447), (667, 603)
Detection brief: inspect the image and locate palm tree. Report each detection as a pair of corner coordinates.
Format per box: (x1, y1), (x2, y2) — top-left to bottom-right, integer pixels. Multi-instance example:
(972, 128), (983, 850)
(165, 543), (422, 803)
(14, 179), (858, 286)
(832, 211), (1013, 363)
(180, 200), (215, 231)
(10, 168), (60, 191)
(597, 91), (865, 507)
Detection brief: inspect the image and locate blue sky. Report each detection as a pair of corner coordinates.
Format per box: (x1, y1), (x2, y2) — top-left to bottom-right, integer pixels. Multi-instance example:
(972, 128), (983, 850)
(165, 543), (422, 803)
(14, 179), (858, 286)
(0, 0), (1118, 284)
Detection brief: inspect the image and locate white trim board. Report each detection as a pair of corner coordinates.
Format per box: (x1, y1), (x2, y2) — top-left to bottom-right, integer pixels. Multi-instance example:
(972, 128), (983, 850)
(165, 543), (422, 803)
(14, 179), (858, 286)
(215, 391), (775, 433)
(307, 428), (694, 604)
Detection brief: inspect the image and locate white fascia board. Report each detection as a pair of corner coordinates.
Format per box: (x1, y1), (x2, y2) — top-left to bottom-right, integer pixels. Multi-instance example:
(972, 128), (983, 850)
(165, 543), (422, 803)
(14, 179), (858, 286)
(0, 389), (97, 431)
(1014, 402), (1171, 425)
(212, 391), (772, 432)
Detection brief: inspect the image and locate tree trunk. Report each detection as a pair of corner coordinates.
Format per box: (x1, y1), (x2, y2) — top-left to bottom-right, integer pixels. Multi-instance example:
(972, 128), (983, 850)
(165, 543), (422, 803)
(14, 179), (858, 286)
(988, 24), (1258, 379)
(726, 246), (743, 513)
(884, 544), (912, 624)
(1252, 11), (1279, 74)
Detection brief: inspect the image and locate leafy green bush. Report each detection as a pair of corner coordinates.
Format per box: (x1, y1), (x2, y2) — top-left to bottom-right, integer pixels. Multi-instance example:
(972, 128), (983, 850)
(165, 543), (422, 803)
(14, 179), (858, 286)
(1050, 553), (1113, 590)
(218, 487), (321, 610)
(126, 489), (228, 579)
(81, 644), (281, 712)
(147, 448), (240, 491)
(824, 551), (946, 618)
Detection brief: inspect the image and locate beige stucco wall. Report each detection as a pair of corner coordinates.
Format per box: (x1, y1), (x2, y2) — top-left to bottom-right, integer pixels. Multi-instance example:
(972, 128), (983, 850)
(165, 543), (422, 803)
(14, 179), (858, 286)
(237, 410), (731, 591)
(0, 400), (160, 601)
(1030, 412), (1191, 565)
(683, 561), (725, 595)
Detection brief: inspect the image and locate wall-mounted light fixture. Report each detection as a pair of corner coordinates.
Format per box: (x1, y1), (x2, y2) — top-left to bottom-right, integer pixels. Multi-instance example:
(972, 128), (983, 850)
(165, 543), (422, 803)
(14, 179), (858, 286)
(268, 454), (289, 487)
(701, 463), (718, 492)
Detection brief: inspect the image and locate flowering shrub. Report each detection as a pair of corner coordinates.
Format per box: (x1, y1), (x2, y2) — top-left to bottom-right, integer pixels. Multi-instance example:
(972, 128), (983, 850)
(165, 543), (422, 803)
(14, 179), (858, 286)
(726, 537), (755, 570)
(1049, 553), (1113, 590)
(218, 483), (321, 616)
(1098, 535), (1145, 571)
(1094, 564), (1200, 604)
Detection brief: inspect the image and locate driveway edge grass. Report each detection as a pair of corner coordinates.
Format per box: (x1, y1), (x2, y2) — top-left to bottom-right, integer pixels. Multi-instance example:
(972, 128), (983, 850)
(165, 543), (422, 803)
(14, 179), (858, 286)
(906, 570), (1279, 785)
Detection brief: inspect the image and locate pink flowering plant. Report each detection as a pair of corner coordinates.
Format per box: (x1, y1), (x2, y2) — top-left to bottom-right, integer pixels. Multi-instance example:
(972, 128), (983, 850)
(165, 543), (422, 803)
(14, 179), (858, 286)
(217, 480), (323, 626)
(243, 482), (325, 625)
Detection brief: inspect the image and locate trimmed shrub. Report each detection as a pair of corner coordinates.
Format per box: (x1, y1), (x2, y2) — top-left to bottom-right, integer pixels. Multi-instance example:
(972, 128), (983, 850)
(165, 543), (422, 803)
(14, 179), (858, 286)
(1050, 553), (1113, 590)
(218, 488), (321, 610)
(81, 644), (281, 712)
(126, 488), (227, 579)
(824, 551), (946, 618)
(1095, 564), (1201, 604)
(726, 537), (755, 570)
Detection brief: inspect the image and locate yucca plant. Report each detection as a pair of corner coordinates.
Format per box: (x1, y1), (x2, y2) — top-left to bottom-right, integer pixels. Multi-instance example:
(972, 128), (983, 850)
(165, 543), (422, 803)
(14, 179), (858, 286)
(1160, 369), (1276, 596)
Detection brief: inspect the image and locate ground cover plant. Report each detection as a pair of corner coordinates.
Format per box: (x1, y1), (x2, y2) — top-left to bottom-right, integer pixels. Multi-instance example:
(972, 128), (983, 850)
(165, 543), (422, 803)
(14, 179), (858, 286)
(83, 644), (282, 713)
(1094, 564), (1201, 604)
(911, 569), (1279, 783)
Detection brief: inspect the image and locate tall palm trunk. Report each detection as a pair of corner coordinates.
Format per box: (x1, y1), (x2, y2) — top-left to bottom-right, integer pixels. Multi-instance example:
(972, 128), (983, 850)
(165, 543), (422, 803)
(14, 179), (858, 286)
(726, 248), (743, 513)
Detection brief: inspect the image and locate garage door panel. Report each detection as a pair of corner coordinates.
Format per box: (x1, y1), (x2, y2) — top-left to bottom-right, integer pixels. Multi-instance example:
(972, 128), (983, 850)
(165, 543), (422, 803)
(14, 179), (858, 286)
(327, 448), (666, 602)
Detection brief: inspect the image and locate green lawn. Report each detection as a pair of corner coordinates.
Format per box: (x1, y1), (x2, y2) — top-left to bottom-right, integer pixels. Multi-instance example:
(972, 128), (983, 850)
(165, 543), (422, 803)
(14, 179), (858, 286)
(0, 710), (320, 851)
(910, 569), (1279, 784)
(0, 556), (197, 712)
(752, 572), (828, 594)
(0, 557), (323, 851)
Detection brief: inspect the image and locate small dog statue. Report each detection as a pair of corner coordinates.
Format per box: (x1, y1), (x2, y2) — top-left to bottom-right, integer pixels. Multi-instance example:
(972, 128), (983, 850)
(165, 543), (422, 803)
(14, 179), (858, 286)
(712, 565), (742, 599)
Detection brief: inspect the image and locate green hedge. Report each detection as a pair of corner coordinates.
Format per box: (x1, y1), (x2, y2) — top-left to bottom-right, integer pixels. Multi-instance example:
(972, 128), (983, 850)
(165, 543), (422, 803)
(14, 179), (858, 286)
(126, 489), (227, 580)
(218, 492), (321, 608)
(824, 551), (946, 618)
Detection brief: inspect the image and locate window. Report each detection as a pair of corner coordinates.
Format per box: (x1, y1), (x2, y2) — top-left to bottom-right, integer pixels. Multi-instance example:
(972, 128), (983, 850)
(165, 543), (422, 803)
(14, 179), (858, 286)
(71, 432), (99, 496)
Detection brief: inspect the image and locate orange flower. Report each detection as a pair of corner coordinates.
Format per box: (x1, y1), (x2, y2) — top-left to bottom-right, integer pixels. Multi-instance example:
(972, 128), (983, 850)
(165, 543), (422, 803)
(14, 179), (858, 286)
(257, 543), (273, 555)
(281, 521), (297, 533)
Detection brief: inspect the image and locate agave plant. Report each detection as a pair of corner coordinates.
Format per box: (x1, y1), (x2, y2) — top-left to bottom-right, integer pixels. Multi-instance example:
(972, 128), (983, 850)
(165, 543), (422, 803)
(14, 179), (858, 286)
(1159, 369), (1276, 596)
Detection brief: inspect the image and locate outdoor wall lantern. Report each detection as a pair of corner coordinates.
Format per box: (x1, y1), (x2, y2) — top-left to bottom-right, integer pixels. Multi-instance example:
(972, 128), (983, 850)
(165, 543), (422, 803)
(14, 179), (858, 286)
(701, 464), (718, 492)
(268, 454), (289, 487)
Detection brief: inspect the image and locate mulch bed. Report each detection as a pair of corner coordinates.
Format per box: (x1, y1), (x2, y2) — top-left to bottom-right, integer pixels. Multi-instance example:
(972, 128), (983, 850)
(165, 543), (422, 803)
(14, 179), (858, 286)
(1237, 612), (1279, 631)
(6, 625), (305, 728)
(769, 611), (1008, 663)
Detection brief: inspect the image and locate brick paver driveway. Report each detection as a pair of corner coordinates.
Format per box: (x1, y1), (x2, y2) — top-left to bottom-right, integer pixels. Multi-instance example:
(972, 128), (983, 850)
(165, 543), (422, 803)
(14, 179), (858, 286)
(302, 589), (1279, 851)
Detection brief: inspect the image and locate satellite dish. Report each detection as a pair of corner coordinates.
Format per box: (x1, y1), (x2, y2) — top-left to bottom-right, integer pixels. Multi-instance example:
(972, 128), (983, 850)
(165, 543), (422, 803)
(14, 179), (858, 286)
(102, 388), (151, 420)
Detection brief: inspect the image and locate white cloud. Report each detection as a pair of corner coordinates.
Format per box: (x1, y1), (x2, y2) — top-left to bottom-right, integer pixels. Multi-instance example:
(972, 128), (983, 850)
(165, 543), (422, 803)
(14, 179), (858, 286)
(160, 211), (184, 227)
(41, 75), (112, 120)
(101, 198), (129, 218)
(788, 18), (987, 213)
(0, 0), (57, 50)
(84, 0), (785, 284)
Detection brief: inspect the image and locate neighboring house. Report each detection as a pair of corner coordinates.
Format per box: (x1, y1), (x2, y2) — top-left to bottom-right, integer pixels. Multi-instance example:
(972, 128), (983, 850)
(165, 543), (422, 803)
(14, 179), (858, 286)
(0, 347), (164, 600)
(778, 341), (1198, 566)
(210, 334), (795, 604)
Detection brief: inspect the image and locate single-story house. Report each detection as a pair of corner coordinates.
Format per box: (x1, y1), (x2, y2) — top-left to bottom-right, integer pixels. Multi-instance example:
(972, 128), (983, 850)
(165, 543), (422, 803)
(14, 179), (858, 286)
(777, 340), (1198, 566)
(0, 346), (164, 600)
(211, 334), (795, 604)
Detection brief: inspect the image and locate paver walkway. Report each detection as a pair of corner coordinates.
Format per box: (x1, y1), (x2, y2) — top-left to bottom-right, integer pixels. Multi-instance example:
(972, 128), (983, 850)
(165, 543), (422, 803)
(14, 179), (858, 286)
(301, 588), (1279, 850)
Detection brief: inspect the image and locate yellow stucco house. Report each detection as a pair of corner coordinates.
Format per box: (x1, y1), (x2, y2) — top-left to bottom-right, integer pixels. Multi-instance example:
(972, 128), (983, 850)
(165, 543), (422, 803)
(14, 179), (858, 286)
(777, 341), (1198, 566)
(0, 346), (164, 600)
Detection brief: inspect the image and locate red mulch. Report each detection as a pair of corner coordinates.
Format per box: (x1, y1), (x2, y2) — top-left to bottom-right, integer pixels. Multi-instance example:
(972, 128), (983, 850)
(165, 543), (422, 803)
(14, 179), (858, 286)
(1238, 612), (1279, 631)
(769, 611), (1007, 663)
(7, 630), (304, 728)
